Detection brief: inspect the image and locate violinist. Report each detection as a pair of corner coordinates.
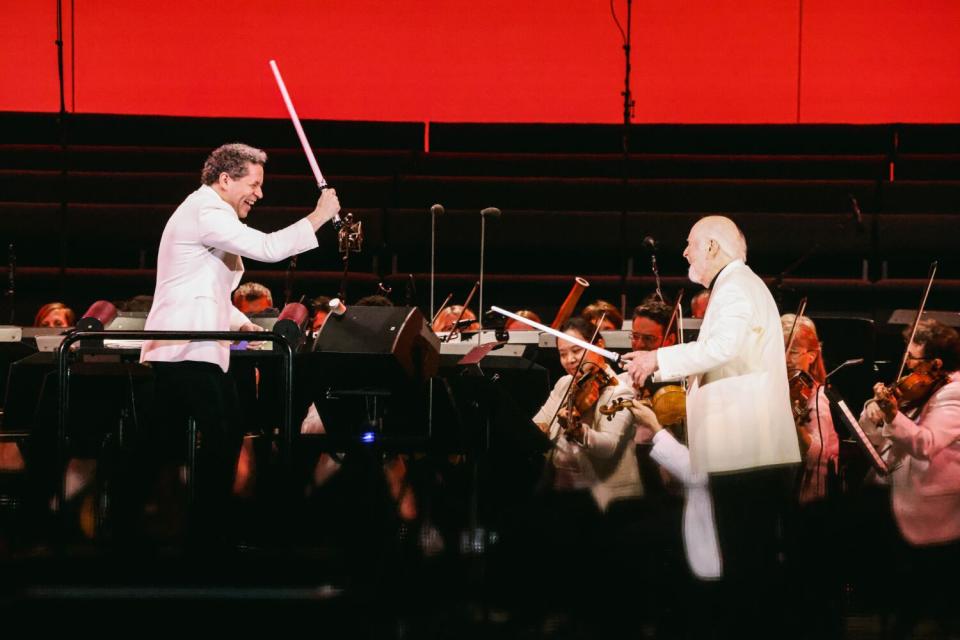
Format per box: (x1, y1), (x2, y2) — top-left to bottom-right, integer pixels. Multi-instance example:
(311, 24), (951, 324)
(781, 314), (840, 504)
(533, 316), (642, 508)
(630, 297), (678, 352)
(861, 318), (960, 545)
(780, 314), (845, 639)
(858, 318), (960, 635)
(496, 317), (640, 627)
(622, 298), (680, 444)
(431, 304), (479, 333)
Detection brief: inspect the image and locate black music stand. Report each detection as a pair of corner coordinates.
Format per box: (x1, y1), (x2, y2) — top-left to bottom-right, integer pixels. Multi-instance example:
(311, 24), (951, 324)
(824, 385), (890, 482)
(432, 349), (552, 555)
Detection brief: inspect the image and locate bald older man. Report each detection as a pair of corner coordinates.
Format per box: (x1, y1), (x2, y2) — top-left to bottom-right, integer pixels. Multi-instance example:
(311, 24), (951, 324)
(622, 216), (800, 637)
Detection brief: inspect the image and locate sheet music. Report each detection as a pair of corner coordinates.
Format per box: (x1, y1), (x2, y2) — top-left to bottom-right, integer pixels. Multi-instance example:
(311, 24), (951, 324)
(827, 388), (890, 476)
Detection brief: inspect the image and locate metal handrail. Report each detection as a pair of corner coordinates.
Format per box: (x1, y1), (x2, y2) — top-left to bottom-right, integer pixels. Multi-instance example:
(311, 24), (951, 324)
(55, 330), (294, 512)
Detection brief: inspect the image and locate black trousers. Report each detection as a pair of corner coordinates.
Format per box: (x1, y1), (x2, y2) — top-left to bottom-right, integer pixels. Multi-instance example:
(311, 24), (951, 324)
(708, 464), (798, 639)
(116, 360), (244, 543)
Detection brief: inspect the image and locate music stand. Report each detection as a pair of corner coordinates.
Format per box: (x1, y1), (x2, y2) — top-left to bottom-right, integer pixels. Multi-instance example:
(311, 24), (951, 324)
(433, 362), (552, 552)
(824, 386), (890, 476)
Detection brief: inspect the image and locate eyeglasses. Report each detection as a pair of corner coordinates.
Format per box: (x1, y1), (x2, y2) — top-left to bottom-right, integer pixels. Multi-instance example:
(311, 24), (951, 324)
(631, 332), (661, 346)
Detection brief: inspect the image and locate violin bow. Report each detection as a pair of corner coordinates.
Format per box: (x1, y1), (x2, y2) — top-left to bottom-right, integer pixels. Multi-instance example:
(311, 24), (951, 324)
(784, 297), (809, 356)
(896, 261), (938, 382)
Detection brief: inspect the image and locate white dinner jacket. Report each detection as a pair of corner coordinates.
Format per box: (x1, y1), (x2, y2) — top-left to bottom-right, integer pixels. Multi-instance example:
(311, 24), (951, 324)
(141, 185), (318, 372)
(655, 260), (800, 474)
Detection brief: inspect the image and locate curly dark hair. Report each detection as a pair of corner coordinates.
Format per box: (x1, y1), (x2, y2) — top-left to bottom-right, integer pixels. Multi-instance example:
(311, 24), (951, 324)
(632, 299), (672, 329)
(201, 143), (267, 185)
(904, 319), (960, 372)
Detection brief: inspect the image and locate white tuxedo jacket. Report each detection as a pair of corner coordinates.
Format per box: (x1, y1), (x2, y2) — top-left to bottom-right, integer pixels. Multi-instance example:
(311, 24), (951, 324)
(141, 185), (318, 372)
(655, 260), (800, 474)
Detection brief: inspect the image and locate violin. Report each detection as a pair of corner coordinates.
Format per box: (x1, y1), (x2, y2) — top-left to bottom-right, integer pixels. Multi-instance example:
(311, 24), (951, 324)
(599, 386), (686, 428)
(788, 367), (816, 425)
(557, 364), (618, 444)
(882, 367), (949, 416)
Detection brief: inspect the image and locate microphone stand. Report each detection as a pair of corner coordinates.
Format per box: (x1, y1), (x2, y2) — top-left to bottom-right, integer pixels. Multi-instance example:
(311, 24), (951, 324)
(773, 242), (820, 307)
(430, 204), (443, 319)
(479, 208), (500, 329)
(55, 0), (70, 294)
(6, 244), (15, 324)
(428, 203), (444, 442)
(649, 245), (664, 303)
(615, 0), (635, 319)
(283, 256), (297, 305)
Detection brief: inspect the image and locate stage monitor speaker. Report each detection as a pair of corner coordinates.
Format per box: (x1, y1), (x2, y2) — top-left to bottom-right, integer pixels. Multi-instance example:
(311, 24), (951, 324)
(309, 306), (440, 390)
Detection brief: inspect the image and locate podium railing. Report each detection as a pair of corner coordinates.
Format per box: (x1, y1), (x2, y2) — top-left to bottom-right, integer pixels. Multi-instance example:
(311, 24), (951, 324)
(55, 330), (294, 511)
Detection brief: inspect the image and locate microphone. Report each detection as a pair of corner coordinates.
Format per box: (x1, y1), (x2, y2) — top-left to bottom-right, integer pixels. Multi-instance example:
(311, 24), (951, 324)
(430, 203), (445, 217)
(479, 206), (501, 329)
(327, 297), (347, 317)
(642, 235), (658, 252)
(405, 274), (416, 307)
(848, 194), (864, 231)
(826, 357), (865, 381)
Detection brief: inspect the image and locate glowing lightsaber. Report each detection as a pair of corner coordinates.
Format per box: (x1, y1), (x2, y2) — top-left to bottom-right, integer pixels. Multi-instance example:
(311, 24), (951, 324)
(490, 305), (622, 366)
(269, 59), (328, 188)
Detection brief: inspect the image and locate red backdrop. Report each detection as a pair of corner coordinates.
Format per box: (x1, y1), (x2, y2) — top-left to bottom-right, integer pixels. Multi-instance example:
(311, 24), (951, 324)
(2, 0), (959, 123)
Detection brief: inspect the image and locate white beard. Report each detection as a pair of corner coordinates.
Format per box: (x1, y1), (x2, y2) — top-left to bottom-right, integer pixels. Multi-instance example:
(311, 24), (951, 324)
(688, 264), (704, 286)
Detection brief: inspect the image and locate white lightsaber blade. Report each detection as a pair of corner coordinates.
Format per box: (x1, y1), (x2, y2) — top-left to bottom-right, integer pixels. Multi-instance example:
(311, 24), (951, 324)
(269, 59), (327, 188)
(490, 305), (622, 366)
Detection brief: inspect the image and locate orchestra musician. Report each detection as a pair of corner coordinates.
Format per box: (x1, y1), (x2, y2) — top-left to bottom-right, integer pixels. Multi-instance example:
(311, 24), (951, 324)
(504, 309), (542, 331)
(581, 299), (623, 331)
(533, 316), (642, 509)
(625, 298), (680, 440)
(494, 317), (640, 627)
(431, 305), (479, 333)
(690, 289), (710, 320)
(34, 301), (76, 328)
(781, 314), (840, 503)
(232, 281), (276, 315)
(780, 313), (844, 639)
(858, 319), (960, 637)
